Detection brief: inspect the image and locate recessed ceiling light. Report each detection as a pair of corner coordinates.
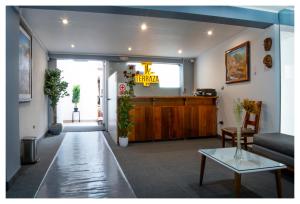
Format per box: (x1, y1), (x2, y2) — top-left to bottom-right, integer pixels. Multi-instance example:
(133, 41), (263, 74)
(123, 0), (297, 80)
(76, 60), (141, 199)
(178, 49), (182, 54)
(141, 23), (147, 31)
(128, 47), (132, 51)
(62, 18), (69, 25)
(71, 44), (75, 48)
(207, 30), (213, 36)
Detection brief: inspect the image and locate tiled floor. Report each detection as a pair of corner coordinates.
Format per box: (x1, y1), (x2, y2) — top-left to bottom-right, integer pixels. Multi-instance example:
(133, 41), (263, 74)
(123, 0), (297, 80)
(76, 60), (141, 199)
(62, 122), (104, 132)
(35, 132), (135, 198)
(63, 122), (99, 127)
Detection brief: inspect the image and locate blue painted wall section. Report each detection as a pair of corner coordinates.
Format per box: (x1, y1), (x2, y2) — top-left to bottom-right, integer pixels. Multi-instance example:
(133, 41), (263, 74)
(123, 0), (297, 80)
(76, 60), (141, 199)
(21, 6), (281, 28)
(6, 6), (21, 184)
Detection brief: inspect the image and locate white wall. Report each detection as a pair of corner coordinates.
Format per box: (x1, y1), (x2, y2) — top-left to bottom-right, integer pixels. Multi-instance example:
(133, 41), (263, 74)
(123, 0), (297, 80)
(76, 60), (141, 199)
(19, 37), (48, 139)
(194, 25), (280, 135)
(57, 60), (103, 122)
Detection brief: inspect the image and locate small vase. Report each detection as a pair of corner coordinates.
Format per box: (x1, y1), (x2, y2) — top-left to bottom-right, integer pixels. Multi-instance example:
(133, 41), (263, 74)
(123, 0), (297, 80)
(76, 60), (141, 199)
(234, 126), (243, 160)
(119, 137), (128, 147)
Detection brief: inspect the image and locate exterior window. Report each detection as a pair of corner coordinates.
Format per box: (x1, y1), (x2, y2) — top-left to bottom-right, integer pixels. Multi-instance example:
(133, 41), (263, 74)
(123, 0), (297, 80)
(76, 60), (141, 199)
(280, 25), (294, 135)
(128, 63), (181, 88)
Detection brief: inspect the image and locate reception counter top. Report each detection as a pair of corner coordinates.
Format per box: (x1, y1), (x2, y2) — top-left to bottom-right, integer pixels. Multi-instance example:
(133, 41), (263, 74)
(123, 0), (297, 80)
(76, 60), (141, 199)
(123, 96), (217, 142)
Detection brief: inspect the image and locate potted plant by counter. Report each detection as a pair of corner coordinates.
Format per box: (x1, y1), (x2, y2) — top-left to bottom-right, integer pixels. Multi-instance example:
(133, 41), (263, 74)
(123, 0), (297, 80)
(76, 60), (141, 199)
(72, 85), (80, 112)
(44, 68), (69, 135)
(118, 90), (134, 147)
(123, 65), (139, 97)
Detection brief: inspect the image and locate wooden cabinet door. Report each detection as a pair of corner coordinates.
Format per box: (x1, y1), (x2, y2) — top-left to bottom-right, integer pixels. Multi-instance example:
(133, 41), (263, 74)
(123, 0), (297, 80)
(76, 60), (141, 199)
(153, 106), (162, 141)
(205, 105), (217, 136)
(185, 105), (217, 137)
(129, 106), (153, 142)
(160, 106), (184, 140)
(184, 106), (199, 138)
(198, 105), (217, 136)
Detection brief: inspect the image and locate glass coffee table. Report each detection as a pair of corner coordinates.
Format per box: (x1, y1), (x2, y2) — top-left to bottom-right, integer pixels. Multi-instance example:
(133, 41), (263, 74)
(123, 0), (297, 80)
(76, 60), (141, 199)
(198, 147), (287, 197)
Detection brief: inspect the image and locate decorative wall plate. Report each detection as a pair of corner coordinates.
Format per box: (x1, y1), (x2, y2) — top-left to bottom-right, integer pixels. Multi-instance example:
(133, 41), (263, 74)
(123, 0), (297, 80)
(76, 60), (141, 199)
(264, 37), (272, 51)
(263, 54), (272, 68)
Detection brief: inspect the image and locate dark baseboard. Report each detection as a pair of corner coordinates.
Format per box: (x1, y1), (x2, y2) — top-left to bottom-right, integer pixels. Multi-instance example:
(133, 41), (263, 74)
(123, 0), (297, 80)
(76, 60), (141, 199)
(6, 167), (21, 191)
(8, 131), (49, 190)
(128, 135), (220, 144)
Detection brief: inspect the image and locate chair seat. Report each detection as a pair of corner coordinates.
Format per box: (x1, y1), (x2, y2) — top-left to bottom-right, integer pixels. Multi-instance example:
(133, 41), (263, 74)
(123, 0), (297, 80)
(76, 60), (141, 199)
(222, 127), (256, 135)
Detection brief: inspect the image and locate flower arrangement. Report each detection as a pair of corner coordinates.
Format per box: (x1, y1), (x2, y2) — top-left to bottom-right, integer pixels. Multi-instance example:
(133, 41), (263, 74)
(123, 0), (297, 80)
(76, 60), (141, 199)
(233, 98), (243, 127)
(123, 65), (140, 96)
(233, 98), (259, 159)
(233, 98), (258, 159)
(241, 99), (259, 114)
(233, 98), (259, 124)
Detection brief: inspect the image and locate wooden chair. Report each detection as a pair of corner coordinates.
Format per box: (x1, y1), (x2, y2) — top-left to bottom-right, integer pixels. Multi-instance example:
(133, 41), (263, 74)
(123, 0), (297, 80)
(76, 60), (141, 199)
(221, 101), (262, 150)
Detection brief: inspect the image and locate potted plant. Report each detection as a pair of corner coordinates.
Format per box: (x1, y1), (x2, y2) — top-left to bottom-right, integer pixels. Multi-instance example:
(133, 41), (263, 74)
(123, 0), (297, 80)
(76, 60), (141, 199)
(118, 90), (134, 147)
(44, 68), (69, 135)
(72, 85), (80, 112)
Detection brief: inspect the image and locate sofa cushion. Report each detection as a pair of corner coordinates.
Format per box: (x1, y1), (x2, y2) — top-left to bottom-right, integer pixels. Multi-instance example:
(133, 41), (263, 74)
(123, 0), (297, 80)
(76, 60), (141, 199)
(253, 133), (294, 157)
(252, 144), (294, 167)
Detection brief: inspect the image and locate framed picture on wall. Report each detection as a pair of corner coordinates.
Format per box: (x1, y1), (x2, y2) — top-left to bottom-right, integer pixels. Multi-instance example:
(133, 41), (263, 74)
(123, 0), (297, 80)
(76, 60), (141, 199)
(225, 41), (250, 84)
(19, 24), (32, 102)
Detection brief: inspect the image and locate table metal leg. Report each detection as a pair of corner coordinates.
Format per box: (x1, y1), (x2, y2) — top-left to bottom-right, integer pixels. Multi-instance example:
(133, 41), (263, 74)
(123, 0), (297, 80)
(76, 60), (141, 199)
(234, 172), (241, 198)
(199, 155), (206, 186)
(243, 136), (248, 150)
(222, 132), (225, 147)
(232, 135), (236, 147)
(275, 169), (282, 198)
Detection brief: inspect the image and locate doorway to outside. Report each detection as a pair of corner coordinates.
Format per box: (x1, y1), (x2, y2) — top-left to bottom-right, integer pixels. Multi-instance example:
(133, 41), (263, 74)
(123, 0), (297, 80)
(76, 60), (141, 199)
(56, 59), (105, 131)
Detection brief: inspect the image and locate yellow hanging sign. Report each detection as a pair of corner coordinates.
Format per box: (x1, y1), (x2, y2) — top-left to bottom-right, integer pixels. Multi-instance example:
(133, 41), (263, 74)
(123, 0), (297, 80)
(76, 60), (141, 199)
(134, 62), (159, 87)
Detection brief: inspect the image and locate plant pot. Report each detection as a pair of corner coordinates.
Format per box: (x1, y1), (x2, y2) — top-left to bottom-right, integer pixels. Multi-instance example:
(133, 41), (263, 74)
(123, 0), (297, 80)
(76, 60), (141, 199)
(74, 107), (78, 112)
(48, 123), (63, 135)
(119, 137), (128, 147)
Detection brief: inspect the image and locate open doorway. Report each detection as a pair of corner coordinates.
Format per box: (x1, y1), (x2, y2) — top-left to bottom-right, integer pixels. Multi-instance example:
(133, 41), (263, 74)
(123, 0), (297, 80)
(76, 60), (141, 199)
(56, 59), (105, 131)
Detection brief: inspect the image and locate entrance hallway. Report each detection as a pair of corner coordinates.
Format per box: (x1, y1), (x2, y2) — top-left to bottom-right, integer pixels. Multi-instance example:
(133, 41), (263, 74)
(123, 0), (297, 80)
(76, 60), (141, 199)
(35, 132), (135, 198)
(62, 122), (105, 132)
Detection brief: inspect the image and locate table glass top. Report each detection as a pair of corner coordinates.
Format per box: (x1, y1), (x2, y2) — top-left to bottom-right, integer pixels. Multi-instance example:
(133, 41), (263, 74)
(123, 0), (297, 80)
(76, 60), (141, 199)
(199, 147), (286, 173)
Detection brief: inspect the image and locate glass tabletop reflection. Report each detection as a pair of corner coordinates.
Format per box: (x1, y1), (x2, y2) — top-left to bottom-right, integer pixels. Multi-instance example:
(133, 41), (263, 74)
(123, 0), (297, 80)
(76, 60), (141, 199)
(199, 147), (286, 174)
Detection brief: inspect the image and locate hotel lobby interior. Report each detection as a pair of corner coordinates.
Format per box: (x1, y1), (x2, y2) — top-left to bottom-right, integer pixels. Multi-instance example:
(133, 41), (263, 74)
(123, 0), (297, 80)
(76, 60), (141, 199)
(5, 4), (295, 199)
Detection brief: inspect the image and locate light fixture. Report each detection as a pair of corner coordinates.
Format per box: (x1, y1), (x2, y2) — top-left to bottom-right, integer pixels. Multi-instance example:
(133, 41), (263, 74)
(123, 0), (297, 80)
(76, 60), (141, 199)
(62, 18), (69, 25)
(207, 30), (213, 36)
(71, 44), (75, 48)
(178, 49), (182, 54)
(141, 23), (147, 31)
(128, 47), (132, 51)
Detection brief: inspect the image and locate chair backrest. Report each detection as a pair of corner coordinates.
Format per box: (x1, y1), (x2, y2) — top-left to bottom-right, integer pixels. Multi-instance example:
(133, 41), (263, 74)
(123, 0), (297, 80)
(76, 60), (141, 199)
(243, 101), (262, 133)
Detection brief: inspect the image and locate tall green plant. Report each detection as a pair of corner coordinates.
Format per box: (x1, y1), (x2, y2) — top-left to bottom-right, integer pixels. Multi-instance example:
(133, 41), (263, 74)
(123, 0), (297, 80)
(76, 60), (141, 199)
(118, 90), (134, 137)
(44, 68), (69, 124)
(72, 85), (80, 108)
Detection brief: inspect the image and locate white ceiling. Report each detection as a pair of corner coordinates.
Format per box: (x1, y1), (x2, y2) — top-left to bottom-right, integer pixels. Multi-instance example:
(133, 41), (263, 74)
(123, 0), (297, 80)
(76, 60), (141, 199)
(21, 8), (249, 58)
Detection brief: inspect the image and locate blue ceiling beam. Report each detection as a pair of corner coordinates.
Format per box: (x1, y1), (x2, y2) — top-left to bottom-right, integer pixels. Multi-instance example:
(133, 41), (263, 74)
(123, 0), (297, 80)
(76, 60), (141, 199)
(20, 6), (280, 28)
(279, 9), (294, 26)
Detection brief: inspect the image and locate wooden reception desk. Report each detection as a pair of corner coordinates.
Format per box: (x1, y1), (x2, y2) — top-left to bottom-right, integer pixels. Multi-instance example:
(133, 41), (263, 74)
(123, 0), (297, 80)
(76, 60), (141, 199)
(124, 96), (217, 142)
